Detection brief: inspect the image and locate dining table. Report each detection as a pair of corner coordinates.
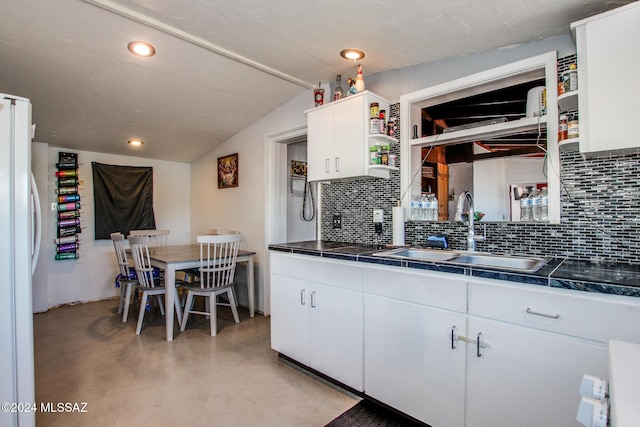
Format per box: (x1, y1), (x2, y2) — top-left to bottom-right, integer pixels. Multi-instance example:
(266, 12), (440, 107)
(131, 244), (256, 341)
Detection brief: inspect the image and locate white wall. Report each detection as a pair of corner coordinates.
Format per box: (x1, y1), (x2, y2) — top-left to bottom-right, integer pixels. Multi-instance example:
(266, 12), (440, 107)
(365, 35), (576, 102)
(43, 148), (190, 308)
(190, 89), (313, 314)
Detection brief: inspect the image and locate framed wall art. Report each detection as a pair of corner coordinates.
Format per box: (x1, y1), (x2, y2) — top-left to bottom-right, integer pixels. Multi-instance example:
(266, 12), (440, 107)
(218, 153), (238, 189)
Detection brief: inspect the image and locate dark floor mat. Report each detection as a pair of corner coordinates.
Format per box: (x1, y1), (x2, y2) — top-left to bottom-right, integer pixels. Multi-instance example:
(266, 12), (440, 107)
(324, 399), (426, 427)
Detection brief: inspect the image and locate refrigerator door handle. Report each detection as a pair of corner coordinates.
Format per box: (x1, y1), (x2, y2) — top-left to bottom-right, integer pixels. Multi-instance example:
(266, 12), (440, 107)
(31, 172), (41, 274)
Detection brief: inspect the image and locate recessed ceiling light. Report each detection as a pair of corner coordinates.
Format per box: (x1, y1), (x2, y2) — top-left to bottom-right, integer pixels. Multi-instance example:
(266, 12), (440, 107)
(128, 139), (144, 146)
(340, 48), (365, 61)
(127, 41), (156, 57)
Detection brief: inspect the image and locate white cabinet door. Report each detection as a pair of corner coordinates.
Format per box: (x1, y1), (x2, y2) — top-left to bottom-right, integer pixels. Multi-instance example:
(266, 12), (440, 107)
(465, 317), (608, 427)
(332, 94), (365, 180)
(307, 104), (334, 181)
(364, 294), (466, 426)
(309, 282), (364, 391)
(270, 274), (310, 365)
(574, 2), (640, 155)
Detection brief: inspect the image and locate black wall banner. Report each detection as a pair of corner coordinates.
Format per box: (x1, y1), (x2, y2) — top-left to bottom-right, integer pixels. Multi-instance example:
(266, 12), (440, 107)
(92, 162), (156, 239)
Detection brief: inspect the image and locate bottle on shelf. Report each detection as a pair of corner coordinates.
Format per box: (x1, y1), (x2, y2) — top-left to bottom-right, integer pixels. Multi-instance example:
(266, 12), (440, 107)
(387, 117), (397, 137)
(380, 145), (389, 165)
(333, 74), (344, 101)
(520, 191), (531, 222)
(430, 194), (439, 221)
(411, 195), (421, 221)
(530, 189), (541, 222)
(558, 115), (568, 141)
(420, 193), (429, 221)
(379, 109), (386, 135)
(370, 102), (379, 118)
(539, 187), (549, 222)
(568, 113), (579, 139)
(355, 64), (365, 93)
(563, 63), (578, 93)
(370, 145), (381, 165)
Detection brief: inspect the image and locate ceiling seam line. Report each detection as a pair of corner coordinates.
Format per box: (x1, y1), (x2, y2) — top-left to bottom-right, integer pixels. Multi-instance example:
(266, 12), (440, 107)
(81, 0), (317, 89)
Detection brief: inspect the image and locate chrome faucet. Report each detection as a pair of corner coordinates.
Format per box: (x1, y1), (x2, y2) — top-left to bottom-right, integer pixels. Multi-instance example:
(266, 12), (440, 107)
(455, 191), (485, 251)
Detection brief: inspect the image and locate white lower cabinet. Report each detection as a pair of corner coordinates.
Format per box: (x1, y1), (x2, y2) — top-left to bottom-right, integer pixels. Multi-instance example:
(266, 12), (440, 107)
(270, 253), (364, 391)
(465, 316), (607, 427)
(308, 281), (363, 391)
(270, 252), (640, 426)
(364, 265), (468, 426)
(270, 274), (310, 364)
(365, 294), (466, 427)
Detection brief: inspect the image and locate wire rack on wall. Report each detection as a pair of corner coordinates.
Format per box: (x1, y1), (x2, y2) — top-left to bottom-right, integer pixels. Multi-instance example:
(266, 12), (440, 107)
(54, 152), (81, 260)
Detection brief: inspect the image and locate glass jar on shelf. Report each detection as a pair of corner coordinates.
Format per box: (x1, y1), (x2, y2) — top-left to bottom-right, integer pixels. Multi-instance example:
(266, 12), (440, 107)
(369, 145), (381, 165)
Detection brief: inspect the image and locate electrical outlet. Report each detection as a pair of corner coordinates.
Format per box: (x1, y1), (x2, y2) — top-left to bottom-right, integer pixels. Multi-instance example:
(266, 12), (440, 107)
(332, 214), (342, 229)
(373, 209), (384, 223)
(51, 202), (58, 211)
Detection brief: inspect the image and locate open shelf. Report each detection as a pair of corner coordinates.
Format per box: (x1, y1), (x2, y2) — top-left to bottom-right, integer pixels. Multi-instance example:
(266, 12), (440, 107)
(409, 116), (548, 147)
(369, 164), (398, 171)
(369, 133), (398, 144)
(559, 137), (579, 152)
(558, 90), (579, 112)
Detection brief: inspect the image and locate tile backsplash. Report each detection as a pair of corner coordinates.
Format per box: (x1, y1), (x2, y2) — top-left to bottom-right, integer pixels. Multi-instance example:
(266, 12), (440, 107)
(321, 56), (640, 264)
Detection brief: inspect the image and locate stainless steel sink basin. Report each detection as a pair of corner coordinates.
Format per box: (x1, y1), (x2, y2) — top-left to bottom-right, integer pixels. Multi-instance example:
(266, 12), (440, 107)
(374, 248), (460, 262)
(374, 247), (549, 272)
(452, 253), (548, 272)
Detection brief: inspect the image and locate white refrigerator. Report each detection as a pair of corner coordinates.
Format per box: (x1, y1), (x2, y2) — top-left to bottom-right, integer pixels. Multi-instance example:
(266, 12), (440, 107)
(1, 93), (40, 427)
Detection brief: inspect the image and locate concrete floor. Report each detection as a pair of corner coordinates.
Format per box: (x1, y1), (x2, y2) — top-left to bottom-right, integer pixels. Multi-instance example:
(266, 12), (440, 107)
(33, 299), (357, 426)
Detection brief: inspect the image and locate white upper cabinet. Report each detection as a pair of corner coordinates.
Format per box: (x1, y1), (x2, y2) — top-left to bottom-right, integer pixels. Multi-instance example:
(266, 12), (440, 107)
(306, 91), (397, 181)
(572, 2), (640, 156)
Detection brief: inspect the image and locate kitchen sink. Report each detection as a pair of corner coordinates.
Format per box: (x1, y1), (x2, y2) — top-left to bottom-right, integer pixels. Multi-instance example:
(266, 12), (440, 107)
(452, 253), (548, 272)
(374, 248), (461, 262)
(374, 247), (549, 272)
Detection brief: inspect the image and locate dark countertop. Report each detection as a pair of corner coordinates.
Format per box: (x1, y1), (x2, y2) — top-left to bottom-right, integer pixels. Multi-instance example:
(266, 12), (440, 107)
(269, 240), (640, 298)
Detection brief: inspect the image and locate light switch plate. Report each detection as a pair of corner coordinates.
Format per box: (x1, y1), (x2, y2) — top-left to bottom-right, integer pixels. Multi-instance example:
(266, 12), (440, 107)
(373, 209), (384, 223)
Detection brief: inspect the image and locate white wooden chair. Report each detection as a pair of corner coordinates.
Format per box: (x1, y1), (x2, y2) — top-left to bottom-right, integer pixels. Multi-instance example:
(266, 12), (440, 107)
(180, 234), (241, 336)
(182, 229), (239, 284)
(129, 236), (183, 335)
(129, 229), (169, 248)
(110, 232), (138, 322)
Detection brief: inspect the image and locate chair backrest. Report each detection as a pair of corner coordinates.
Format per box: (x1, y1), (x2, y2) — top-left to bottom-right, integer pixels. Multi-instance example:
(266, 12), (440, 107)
(129, 229), (169, 248)
(129, 236), (159, 288)
(209, 228), (238, 235)
(197, 234), (242, 289)
(110, 232), (132, 277)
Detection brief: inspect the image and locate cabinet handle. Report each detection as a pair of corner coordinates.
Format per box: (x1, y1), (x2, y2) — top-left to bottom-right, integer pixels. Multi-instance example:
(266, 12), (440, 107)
(450, 326), (458, 349)
(325, 159), (330, 173)
(476, 332), (483, 357)
(310, 291), (316, 308)
(335, 157), (340, 172)
(526, 307), (560, 319)
(300, 289), (306, 305)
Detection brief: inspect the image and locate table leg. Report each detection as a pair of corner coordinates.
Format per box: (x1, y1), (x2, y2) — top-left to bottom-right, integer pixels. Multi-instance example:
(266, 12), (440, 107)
(166, 265), (176, 341)
(247, 256), (254, 317)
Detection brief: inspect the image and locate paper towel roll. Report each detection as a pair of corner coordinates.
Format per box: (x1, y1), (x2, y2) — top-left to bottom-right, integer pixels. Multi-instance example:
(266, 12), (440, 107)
(392, 206), (405, 246)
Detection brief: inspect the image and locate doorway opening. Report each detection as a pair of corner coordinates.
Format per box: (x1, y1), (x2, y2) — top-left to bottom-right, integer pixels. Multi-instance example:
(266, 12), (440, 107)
(265, 126), (320, 315)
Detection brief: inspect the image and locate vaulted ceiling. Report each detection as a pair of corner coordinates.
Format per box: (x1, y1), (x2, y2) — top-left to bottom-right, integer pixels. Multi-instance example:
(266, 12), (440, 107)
(0, 0), (632, 162)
